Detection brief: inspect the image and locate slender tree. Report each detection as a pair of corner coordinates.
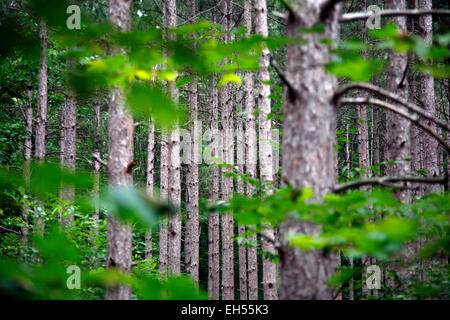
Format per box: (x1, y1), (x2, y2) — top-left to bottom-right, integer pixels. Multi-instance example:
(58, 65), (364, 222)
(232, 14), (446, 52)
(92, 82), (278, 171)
(236, 69), (247, 300)
(280, 0), (341, 300)
(185, 0), (200, 282)
(419, 0), (439, 193)
(244, 0), (258, 301)
(59, 57), (77, 224)
(165, 0), (182, 276)
(145, 120), (155, 262)
(255, 0), (277, 300)
(384, 0), (411, 200)
(34, 19), (48, 236)
(22, 85), (33, 244)
(106, 0), (133, 300)
(92, 99), (101, 239)
(208, 73), (220, 299)
(220, 0), (234, 300)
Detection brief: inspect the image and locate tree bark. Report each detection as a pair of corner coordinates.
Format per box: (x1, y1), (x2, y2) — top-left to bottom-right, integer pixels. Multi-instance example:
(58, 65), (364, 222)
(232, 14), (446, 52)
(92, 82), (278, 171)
(384, 0), (411, 201)
(164, 0), (182, 277)
(418, 0), (439, 194)
(59, 57), (77, 225)
(208, 74), (220, 299)
(220, 0), (234, 300)
(236, 69), (247, 300)
(255, 0), (277, 301)
(244, 0), (258, 301)
(22, 86), (33, 245)
(145, 120), (155, 262)
(280, 0), (341, 300)
(92, 100), (101, 244)
(34, 19), (48, 236)
(185, 0), (200, 282)
(106, 0), (133, 300)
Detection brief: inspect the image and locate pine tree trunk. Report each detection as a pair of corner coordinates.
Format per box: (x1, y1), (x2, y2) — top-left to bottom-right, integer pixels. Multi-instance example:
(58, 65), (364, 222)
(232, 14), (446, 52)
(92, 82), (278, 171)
(418, 0), (439, 193)
(164, 0), (182, 276)
(92, 100), (101, 245)
(22, 87), (33, 245)
(59, 57), (77, 225)
(185, 0), (200, 282)
(384, 0), (413, 290)
(220, 0), (234, 300)
(106, 0), (133, 300)
(145, 120), (155, 262)
(159, 126), (169, 275)
(384, 0), (411, 200)
(208, 74), (220, 299)
(244, 0), (258, 301)
(34, 19), (48, 236)
(408, 3), (424, 197)
(236, 70), (247, 300)
(255, 0), (277, 301)
(280, 0), (341, 300)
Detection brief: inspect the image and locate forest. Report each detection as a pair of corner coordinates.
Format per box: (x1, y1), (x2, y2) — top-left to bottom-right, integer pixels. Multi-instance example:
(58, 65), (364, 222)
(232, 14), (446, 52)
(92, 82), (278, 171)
(0, 0), (448, 301)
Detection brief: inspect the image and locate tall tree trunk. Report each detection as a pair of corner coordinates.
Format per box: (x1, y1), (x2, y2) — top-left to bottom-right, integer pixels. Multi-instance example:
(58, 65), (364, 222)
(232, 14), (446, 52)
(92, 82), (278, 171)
(159, 126), (169, 274)
(34, 19), (48, 236)
(280, 0), (341, 300)
(384, 0), (413, 291)
(145, 120), (155, 262)
(220, 0), (234, 300)
(185, 0), (199, 282)
(255, 0), (277, 301)
(356, 1), (369, 299)
(244, 0), (258, 301)
(92, 100), (101, 243)
(22, 86), (33, 244)
(236, 70), (247, 300)
(59, 57), (77, 225)
(408, 0), (424, 197)
(164, 0), (182, 276)
(106, 0), (133, 300)
(208, 74), (220, 299)
(418, 0), (439, 193)
(384, 0), (411, 200)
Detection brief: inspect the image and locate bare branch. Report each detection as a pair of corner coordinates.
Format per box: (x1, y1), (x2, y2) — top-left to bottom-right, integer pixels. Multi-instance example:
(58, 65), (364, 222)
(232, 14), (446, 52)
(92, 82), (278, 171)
(335, 82), (450, 133)
(92, 153), (108, 167)
(334, 176), (447, 193)
(339, 97), (450, 153)
(0, 225), (21, 235)
(341, 9), (450, 22)
(269, 56), (297, 99)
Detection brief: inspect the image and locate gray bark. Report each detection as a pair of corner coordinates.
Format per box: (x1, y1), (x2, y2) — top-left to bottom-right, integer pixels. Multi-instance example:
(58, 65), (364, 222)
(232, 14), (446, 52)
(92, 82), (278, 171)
(34, 19), (48, 236)
(165, 0), (182, 276)
(145, 120), (155, 261)
(185, 0), (199, 282)
(419, 0), (439, 193)
(255, 0), (277, 301)
(384, 0), (411, 202)
(60, 57), (77, 224)
(280, 0), (341, 300)
(236, 70), (247, 300)
(208, 74), (220, 299)
(106, 0), (133, 300)
(92, 100), (101, 242)
(22, 87), (33, 244)
(220, 0), (234, 300)
(244, 0), (258, 301)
